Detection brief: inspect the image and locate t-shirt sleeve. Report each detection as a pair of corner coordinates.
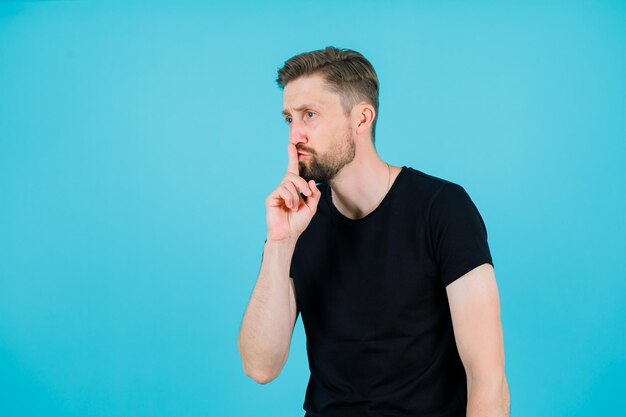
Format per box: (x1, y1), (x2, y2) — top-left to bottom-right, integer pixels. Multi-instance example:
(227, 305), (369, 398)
(429, 182), (494, 287)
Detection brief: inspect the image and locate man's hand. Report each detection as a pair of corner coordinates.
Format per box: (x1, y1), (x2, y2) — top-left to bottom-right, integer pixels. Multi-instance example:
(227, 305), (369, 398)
(266, 143), (321, 242)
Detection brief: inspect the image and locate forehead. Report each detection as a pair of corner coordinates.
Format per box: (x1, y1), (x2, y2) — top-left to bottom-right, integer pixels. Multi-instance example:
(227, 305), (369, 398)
(282, 73), (341, 112)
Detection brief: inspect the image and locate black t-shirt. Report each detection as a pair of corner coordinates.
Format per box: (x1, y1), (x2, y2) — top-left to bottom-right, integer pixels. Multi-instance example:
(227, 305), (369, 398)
(279, 165), (493, 417)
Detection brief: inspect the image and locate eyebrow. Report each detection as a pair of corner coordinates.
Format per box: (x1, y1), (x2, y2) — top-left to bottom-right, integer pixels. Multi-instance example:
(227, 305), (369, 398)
(281, 104), (317, 116)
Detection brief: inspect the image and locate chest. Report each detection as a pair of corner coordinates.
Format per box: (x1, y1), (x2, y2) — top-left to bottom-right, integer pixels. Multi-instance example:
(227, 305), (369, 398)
(291, 214), (445, 342)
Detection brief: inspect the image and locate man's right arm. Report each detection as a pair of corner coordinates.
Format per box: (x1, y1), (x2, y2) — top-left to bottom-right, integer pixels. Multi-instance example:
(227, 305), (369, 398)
(237, 237), (299, 384)
(238, 142), (321, 384)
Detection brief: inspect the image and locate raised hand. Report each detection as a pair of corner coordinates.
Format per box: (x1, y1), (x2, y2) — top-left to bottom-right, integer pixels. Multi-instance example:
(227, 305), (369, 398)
(265, 143), (322, 242)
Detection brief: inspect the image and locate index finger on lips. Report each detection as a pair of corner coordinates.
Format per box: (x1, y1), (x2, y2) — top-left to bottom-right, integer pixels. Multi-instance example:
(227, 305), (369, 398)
(287, 143), (299, 176)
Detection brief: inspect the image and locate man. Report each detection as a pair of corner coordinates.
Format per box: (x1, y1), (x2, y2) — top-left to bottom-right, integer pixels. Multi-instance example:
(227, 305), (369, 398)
(238, 46), (510, 417)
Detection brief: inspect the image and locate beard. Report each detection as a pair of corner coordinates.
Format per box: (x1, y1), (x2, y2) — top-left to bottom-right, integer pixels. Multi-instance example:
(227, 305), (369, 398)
(298, 131), (356, 184)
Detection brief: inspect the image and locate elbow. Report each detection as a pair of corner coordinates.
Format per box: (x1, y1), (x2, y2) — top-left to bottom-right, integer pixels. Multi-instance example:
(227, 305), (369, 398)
(241, 356), (279, 384)
(467, 368), (507, 389)
(244, 366), (278, 385)
(466, 367), (508, 397)
(238, 340), (282, 384)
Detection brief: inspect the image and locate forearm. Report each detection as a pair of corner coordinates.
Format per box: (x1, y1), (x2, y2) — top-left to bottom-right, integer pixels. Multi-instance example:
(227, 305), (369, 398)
(238, 238), (297, 382)
(466, 374), (510, 417)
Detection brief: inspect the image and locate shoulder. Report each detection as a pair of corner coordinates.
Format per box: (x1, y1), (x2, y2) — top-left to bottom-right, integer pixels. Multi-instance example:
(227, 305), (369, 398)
(402, 166), (455, 187)
(399, 167), (483, 228)
(401, 166), (465, 203)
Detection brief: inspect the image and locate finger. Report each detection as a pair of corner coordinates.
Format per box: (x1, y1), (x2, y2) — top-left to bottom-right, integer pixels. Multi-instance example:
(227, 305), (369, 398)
(287, 143), (299, 176)
(282, 182), (301, 210)
(267, 186), (290, 208)
(304, 180), (321, 211)
(277, 186), (295, 209)
(284, 173), (312, 196)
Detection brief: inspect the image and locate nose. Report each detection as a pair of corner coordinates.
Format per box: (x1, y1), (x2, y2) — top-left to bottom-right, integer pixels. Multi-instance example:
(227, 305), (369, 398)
(288, 119), (307, 146)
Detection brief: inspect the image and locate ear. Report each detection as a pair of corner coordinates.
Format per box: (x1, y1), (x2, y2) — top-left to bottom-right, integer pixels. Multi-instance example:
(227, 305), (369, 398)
(354, 102), (376, 136)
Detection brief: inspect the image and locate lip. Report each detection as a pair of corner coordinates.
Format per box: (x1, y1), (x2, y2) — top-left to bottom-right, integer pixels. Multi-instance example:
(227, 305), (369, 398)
(298, 153), (310, 160)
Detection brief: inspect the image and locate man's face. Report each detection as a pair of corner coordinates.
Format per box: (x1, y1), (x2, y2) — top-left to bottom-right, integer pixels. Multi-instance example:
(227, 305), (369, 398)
(282, 73), (356, 184)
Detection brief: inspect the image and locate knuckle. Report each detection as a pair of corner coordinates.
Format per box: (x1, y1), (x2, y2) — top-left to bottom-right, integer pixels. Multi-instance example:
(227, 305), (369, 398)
(286, 172), (304, 182)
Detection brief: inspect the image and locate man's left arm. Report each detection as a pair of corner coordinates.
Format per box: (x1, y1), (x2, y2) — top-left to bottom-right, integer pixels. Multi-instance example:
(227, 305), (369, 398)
(446, 262), (510, 417)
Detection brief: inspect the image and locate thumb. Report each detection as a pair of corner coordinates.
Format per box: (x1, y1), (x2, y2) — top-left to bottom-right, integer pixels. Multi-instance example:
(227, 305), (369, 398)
(304, 180), (321, 211)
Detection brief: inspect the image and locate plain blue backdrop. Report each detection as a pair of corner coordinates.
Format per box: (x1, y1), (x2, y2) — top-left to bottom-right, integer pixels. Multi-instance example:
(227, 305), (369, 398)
(1, 1), (625, 416)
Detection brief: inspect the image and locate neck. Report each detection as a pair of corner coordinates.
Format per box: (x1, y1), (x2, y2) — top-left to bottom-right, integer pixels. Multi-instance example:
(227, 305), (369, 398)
(329, 155), (398, 220)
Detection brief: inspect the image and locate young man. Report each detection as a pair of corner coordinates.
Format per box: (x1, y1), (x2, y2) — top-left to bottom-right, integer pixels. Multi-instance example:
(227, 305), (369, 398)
(238, 46), (510, 417)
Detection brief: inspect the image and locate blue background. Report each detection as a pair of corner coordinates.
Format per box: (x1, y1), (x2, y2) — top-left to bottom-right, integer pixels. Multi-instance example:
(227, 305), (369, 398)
(1, 1), (625, 416)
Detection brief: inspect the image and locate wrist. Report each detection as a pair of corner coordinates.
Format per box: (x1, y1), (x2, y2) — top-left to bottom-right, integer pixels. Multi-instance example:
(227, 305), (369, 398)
(265, 236), (298, 248)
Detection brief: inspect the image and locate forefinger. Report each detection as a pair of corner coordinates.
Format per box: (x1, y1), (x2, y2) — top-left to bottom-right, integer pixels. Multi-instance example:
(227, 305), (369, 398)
(287, 143), (299, 175)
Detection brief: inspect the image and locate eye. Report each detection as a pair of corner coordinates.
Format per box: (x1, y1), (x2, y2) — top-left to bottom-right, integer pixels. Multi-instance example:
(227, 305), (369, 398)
(284, 117), (292, 124)
(306, 111), (315, 119)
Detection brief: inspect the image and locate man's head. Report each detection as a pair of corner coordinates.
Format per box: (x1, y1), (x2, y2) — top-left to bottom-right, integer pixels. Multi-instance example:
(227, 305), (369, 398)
(276, 46), (380, 183)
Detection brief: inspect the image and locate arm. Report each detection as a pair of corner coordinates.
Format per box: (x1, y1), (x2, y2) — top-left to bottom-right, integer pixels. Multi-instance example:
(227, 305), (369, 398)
(446, 263), (510, 417)
(238, 143), (321, 384)
(237, 238), (299, 384)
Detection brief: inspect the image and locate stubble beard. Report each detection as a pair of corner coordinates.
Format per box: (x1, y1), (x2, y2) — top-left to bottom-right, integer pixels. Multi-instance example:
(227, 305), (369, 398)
(298, 131), (356, 184)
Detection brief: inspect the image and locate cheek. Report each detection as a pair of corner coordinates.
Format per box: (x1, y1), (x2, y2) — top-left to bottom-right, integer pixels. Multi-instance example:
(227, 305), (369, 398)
(321, 123), (343, 140)
(309, 121), (325, 134)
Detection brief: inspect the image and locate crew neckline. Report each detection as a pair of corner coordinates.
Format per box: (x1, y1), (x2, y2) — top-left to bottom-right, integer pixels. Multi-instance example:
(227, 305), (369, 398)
(324, 166), (408, 223)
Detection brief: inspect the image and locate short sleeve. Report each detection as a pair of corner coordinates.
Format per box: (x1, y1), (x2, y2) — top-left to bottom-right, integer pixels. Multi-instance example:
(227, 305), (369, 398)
(429, 183), (494, 287)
